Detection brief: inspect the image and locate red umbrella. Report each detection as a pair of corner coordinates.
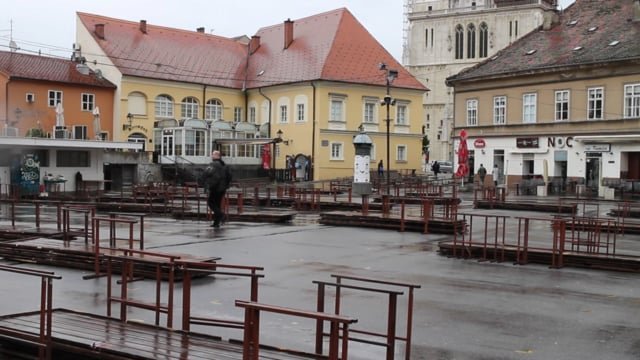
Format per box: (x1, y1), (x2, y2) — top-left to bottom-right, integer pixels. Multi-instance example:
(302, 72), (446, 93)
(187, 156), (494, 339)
(455, 129), (469, 178)
(261, 144), (271, 170)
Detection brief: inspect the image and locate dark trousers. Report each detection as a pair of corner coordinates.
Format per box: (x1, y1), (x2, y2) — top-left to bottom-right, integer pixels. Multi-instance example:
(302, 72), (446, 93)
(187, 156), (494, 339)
(207, 190), (226, 223)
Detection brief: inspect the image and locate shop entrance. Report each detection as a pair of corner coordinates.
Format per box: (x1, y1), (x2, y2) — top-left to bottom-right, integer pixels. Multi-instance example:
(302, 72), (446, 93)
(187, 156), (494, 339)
(586, 153), (602, 192)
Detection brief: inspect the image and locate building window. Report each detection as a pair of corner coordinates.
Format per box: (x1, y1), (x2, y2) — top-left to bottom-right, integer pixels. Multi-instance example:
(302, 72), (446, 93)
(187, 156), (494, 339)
(330, 96), (345, 122)
(249, 106), (257, 124)
(279, 105), (288, 123)
(155, 95), (174, 118)
(479, 23), (488, 58)
(296, 103), (305, 122)
(73, 125), (88, 140)
(466, 99), (478, 126)
(587, 87), (604, 120)
(624, 84), (640, 118)
(205, 99), (223, 120)
(48, 90), (62, 107)
(81, 93), (95, 111)
(425, 28), (429, 47)
(363, 100), (377, 123)
(181, 97), (199, 119)
(396, 145), (407, 161)
(431, 28), (434, 48)
(396, 104), (408, 125)
(467, 23), (476, 59)
(56, 150), (89, 167)
(523, 93), (537, 123)
(555, 90), (570, 121)
(234, 107), (243, 122)
(455, 25), (464, 59)
(493, 96), (506, 125)
(330, 142), (344, 160)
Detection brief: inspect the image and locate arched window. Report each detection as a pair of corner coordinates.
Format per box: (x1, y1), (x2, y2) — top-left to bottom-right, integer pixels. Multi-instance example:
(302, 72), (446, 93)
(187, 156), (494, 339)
(155, 95), (173, 118)
(467, 23), (476, 59)
(181, 97), (199, 119)
(479, 22), (488, 58)
(205, 99), (223, 121)
(455, 25), (464, 59)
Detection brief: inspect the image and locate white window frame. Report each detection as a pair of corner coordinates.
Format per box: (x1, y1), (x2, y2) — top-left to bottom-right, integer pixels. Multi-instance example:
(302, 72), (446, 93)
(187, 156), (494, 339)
(362, 97), (378, 124)
(181, 97), (199, 119)
(396, 102), (409, 126)
(493, 96), (506, 125)
(555, 90), (570, 121)
(205, 99), (223, 121)
(279, 105), (288, 124)
(587, 87), (604, 120)
(296, 103), (305, 122)
(155, 95), (174, 118)
(466, 99), (478, 126)
(624, 83), (640, 118)
(248, 106), (257, 124)
(396, 145), (407, 162)
(48, 90), (62, 107)
(329, 95), (346, 123)
(522, 93), (537, 124)
(81, 93), (95, 112)
(234, 106), (243, 122)
(330, 142), (344, 160)
(73, 125), (88, 140)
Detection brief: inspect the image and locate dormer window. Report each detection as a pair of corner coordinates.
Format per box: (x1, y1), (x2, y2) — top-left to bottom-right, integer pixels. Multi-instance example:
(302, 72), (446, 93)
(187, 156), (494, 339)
(525, 49), (537, 55)
(567, 20), (578, 26)
(609, 40), (620, 46)
(588, 26), (598, 32)
(573, 46), (583, 51)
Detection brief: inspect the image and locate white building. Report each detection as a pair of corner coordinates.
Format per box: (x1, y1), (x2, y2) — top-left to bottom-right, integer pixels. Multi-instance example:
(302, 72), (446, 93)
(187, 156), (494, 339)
(403, 0), (559, 162)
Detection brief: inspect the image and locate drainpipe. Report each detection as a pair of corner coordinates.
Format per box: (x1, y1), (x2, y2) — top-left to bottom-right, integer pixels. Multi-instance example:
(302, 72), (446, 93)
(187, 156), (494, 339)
(258, 88), (273, 173)
(310, 81), (316, 181)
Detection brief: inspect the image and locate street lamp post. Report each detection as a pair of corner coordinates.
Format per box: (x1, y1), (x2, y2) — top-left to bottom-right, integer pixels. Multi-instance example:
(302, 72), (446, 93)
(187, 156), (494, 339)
(379, 63), (398, 195)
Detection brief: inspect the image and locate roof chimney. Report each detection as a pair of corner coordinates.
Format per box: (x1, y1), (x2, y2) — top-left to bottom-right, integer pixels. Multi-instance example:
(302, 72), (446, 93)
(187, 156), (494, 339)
(197, 27), (205, 33)
(284, 19), (294, 49)
(634, 0), (640, 22)
(94, 24), (105, 40)
(249, 35), (261, 54)
(139, 20), (147, 34)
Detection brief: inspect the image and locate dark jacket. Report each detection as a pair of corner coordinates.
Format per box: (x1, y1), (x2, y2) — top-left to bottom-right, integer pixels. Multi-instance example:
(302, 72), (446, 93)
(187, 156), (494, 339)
(205, 159), (232, 193)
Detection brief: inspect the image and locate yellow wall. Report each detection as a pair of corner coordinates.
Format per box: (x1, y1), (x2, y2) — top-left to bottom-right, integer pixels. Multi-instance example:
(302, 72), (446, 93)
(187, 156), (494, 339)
(249, 81), (425, 180)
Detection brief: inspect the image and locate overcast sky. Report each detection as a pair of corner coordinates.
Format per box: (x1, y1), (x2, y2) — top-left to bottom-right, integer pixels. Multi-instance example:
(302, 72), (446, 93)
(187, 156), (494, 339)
(1, 0), (575, 63)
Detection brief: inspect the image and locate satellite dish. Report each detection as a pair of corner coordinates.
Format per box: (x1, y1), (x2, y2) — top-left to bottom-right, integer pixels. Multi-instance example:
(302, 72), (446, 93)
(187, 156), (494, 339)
(9, 40), (18, 52)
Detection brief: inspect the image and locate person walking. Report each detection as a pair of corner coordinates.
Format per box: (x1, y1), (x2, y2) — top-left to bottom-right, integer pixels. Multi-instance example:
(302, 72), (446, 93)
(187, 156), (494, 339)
(477, 164), (487, 187)
(492, 164), (500, 187)
(432, 161), (440, 179)
(378, 160), (384, 178)
(204, 150), (233, 228)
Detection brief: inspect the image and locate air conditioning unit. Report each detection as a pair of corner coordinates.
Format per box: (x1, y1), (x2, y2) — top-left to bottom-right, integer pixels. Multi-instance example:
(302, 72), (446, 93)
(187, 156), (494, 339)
(26, 93), (34, 103)
(54, 126), (68, 139)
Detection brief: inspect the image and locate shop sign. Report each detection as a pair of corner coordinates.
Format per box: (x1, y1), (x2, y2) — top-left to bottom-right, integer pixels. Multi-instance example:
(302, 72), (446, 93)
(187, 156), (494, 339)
(473, 139), (486, 148)
(547, 136), (573, 148)
(516, 137), (539, 148)
(584, 144), (610, 152)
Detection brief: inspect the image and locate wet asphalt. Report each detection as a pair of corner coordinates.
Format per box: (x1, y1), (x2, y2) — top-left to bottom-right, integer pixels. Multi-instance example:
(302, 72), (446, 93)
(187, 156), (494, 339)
(0, 197), (639, 360)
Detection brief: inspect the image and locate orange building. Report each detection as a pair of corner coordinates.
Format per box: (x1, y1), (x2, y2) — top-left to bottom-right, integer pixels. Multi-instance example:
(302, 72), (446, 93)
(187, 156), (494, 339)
(0, 50), (116, 139)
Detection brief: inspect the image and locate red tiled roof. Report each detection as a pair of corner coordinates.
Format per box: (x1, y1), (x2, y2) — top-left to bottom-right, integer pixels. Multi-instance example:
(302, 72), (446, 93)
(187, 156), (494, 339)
(78, 9), (427, 92)
(447, 0), (640, 84)
(247, 8), (426, 91)
(0, 50), (115, 87)
(77, 12), (248, 89)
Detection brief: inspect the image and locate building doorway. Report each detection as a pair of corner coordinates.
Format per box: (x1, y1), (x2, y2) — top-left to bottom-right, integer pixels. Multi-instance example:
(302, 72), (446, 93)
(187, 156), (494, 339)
(586, 153), (602, 192)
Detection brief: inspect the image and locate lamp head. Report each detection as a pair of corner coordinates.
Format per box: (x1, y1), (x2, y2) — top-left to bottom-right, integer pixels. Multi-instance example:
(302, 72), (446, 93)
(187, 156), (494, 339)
(378, 62), (387, 71)
(388, 69), (399, 82)
(276, 129), (283, 139)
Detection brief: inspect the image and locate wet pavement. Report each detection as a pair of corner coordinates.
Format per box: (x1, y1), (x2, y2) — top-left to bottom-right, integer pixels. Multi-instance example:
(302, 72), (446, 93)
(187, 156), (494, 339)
(0, 196), (639, 359)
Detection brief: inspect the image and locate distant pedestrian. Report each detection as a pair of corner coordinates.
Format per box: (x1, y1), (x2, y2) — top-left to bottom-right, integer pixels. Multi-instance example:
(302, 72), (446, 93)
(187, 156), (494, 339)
(492, 164), (500, 187)
(204, 150), (233, 228)
(378, 160), (384, 177)
(432, 161), (440, 179)
(477, 164), (487, 187)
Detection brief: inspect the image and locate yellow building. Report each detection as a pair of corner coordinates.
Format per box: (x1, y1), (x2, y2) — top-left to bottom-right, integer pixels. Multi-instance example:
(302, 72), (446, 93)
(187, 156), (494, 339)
(76, 8), (427, 181)
(446, 0), (640, 196)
